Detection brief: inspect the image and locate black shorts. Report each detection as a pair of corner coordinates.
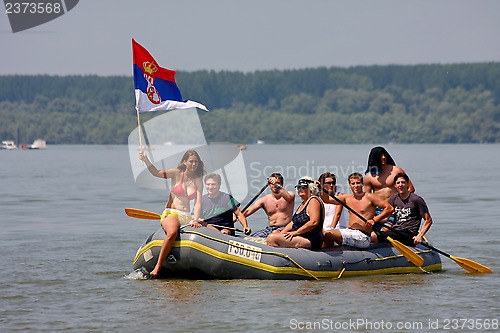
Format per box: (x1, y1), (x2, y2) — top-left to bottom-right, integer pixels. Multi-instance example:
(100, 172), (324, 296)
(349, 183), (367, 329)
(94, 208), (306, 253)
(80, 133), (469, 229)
(374, 229), (415, 246)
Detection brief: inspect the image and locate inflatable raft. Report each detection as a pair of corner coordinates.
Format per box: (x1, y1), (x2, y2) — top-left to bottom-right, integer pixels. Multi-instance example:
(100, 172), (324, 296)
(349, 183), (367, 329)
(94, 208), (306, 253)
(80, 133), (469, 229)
(133, 226), (442, 280)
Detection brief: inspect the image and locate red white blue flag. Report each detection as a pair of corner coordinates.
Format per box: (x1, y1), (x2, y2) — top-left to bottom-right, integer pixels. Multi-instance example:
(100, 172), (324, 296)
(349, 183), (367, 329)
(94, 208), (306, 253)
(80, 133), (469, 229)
(132, 39), (208, 112)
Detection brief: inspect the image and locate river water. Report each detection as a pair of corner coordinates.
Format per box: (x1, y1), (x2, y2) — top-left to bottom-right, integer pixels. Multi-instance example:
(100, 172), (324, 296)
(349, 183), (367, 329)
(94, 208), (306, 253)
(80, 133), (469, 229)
(1, 144), (498, 332)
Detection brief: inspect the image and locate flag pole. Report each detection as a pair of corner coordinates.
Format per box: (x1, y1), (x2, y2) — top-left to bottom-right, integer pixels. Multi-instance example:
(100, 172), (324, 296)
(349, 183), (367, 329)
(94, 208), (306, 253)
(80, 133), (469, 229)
(137, 111), (143, 152)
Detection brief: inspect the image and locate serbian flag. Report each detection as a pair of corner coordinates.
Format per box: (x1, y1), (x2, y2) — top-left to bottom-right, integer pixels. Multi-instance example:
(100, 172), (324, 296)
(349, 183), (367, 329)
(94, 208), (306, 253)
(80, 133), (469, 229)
(132, 39), (208, 112)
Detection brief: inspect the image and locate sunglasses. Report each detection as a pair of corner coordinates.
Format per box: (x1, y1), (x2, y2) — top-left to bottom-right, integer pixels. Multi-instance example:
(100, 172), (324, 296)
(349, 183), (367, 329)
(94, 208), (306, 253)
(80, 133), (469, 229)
(295, 184), (309, 190)
(323, 181), (336, 185)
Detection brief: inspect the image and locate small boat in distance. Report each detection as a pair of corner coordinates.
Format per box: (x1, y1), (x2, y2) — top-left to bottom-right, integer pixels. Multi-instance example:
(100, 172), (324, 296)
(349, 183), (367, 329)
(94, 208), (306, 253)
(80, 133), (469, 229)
(29, 139), (46, 149)
(1, 140), (17, 150)
(20, 139), (47, 150)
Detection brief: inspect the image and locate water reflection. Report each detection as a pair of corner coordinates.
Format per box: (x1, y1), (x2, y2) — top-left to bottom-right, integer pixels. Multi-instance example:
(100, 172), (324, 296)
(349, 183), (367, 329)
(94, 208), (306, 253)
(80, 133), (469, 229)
(297, 281), (324, 296)
(155, 280), (203, 303)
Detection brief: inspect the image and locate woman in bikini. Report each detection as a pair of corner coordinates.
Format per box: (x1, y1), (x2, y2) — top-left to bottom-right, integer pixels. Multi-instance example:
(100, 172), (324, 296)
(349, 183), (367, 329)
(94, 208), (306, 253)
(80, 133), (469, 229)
(266, 176), (324, 250)
(139, 149), (206, 278)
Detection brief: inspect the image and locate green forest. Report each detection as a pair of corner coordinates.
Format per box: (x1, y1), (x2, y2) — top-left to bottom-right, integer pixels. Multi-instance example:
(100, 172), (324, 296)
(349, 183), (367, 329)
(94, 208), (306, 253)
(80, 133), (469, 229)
(1, 62), (500, 144)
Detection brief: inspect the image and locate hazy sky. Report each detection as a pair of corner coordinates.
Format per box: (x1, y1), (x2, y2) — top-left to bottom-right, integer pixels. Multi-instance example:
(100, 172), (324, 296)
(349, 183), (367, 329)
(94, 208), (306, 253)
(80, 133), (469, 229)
(2, 0), (500, 76)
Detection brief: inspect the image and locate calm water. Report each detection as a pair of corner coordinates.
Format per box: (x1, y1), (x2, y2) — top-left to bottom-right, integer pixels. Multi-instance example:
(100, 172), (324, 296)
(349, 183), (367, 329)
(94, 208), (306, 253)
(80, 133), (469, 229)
(1, 144), (499, 332)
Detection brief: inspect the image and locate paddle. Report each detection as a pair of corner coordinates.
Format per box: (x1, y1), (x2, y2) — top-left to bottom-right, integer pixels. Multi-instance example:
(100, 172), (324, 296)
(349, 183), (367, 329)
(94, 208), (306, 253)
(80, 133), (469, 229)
(124, 208), (246, 233)
(365, 213), (492, 273)
(323, 188), (492, 273)
(125, 207), (161, 220)
(418, 242), (492, 273)
(320, 187), (425, 267)
(385, 236), (424, 267)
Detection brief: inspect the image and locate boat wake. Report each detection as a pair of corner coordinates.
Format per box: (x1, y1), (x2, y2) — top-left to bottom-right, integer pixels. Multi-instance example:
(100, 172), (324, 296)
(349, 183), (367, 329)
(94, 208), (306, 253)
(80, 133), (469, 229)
(124, 267), (151, 280)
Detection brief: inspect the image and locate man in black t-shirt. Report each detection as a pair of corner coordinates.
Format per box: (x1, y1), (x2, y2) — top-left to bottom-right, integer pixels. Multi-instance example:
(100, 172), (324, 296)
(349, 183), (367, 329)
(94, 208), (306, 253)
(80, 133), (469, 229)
(191, 173), (251, 235)
(372, 173), (433, 246)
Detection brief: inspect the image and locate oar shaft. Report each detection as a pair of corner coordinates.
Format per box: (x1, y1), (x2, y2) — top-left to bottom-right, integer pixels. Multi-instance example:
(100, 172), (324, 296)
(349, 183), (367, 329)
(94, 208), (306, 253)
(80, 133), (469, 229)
(321, 187), (367, 223)
(241, 183), (269, 212)
(208, 224), (244, 233)
(420, 242), (449, 258)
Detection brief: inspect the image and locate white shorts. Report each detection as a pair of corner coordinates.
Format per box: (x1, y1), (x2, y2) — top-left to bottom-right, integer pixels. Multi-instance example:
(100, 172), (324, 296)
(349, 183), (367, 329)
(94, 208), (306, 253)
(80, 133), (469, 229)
(339, 229), (371, 249)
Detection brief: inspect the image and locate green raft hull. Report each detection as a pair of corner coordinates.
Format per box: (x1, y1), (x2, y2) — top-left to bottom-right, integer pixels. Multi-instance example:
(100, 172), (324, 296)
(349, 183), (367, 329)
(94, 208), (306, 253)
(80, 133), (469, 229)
(133, 226), (442, 280)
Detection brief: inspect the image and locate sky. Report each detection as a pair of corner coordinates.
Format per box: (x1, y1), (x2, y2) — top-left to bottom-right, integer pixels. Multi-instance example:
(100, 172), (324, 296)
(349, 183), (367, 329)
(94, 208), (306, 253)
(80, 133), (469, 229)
(1, 0), (500, 76)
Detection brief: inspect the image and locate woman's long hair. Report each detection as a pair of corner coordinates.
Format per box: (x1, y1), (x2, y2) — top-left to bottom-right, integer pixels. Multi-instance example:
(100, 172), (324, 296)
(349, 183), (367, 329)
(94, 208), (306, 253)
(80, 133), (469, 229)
(365, 146), (396, 175)
(177, 150), (206, 177)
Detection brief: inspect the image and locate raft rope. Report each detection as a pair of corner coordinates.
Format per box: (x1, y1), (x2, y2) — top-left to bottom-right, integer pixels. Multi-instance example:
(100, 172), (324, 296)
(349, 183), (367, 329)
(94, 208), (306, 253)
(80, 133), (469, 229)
(418, 266), (430, 274)
(416, 236), (432, 273)
(180, 229), (319, 280)
(336, 267), (346, 279)
(335, 252), (434, 277)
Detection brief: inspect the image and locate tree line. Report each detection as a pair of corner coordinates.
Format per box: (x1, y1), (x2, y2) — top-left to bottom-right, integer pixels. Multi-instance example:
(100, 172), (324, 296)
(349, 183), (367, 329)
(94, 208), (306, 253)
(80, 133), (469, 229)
(1, 62), (499, 144)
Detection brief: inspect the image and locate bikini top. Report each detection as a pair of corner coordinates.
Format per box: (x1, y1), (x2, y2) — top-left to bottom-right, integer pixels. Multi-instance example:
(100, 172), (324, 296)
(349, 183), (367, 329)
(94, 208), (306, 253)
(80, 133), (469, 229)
(171, 172), (197, 200)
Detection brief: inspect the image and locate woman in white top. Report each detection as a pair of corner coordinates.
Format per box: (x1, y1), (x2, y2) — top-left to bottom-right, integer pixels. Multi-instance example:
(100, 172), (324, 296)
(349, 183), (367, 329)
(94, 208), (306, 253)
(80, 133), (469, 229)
(318, 172), (348, 230)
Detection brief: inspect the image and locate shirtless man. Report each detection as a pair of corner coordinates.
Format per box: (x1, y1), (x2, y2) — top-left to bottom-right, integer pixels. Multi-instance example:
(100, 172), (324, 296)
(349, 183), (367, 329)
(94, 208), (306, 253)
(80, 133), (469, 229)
(323, 172), (393, 249)
(243, 173), (295, 238)
(364, 146), (415, 200)
(363, 147), (414, 228)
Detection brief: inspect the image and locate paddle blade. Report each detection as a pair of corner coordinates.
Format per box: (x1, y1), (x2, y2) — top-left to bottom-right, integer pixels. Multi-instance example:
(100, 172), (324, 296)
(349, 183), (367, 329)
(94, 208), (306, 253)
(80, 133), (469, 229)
(450, 255), (492, 274)
(125, 208), (161, 220)
(387, 236), (425, 267)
